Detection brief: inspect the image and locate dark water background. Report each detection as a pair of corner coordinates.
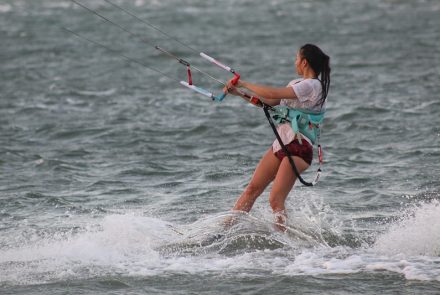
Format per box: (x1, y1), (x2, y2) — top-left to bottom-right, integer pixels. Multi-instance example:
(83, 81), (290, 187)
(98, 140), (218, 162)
(1, 0), (440, 294)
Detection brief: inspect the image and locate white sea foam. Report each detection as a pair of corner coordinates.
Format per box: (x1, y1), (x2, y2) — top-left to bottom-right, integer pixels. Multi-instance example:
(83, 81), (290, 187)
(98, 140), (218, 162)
(0, 208), (329, 285)
(277, 201), (440, 281)
(281, 248), (440, 281)
(0, 214), (173, 284)
(2, 201), (440, 286)
(373, 200), (440, 256)
(282, 248), (364, 276)
(75, 88), (117, 97)
(0, 189), (343, 285)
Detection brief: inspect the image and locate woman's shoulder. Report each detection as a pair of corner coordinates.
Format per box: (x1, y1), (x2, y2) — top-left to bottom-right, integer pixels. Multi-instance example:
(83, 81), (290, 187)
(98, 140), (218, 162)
(290, 78), (320, 85)
(291, 78), (321, 95)
(283, 78), (323, 109)
(287, 78), (303, 86)
(288, 78), (321, 92)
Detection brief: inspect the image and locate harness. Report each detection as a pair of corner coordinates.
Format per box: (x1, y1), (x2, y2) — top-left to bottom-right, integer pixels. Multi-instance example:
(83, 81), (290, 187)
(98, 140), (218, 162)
(271, 105), (324, 145)
(264, 105), (325, 187)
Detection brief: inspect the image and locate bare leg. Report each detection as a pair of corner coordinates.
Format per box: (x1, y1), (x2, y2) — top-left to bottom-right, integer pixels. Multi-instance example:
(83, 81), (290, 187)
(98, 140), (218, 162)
(269, 156), (309, 231)
(232, 148), (281, 212)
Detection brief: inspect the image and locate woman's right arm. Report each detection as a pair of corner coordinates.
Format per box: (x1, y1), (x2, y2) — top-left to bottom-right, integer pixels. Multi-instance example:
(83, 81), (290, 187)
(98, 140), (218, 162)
(225, 80), (288, 106)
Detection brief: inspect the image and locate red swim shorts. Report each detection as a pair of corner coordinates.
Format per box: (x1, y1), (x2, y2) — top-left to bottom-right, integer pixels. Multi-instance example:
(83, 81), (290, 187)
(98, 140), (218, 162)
(273, 138), (313, 165)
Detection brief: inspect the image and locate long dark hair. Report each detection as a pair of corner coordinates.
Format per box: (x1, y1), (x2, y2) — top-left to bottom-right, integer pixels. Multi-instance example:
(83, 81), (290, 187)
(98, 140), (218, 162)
(299, 44), (331, 107)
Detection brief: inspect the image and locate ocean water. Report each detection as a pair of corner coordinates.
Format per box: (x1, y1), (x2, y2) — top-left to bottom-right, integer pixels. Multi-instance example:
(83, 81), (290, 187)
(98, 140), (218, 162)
(1, 0), (440, 294)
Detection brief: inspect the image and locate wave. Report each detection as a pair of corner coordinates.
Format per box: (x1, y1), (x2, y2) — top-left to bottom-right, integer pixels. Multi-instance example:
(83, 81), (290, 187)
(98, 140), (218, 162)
(2, 201), (440, 287)
(159, 211), (330, 257)
(0, 209), (334, 286)
(73, 88), (117, 97)
(373, 200), (440, 256)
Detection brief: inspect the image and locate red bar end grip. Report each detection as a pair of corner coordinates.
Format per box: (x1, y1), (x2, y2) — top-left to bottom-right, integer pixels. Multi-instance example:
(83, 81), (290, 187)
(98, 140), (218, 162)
(231, 73), (240, 85)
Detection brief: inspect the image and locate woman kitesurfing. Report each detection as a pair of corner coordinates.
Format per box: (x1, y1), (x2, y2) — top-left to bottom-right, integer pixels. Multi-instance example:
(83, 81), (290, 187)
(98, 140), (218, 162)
(67, 0), (331, 232)
(224, 44), (331, 231)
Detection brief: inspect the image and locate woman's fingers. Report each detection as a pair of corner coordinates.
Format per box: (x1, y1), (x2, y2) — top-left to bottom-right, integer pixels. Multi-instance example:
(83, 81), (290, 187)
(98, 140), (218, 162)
(223, 78), (243, 96)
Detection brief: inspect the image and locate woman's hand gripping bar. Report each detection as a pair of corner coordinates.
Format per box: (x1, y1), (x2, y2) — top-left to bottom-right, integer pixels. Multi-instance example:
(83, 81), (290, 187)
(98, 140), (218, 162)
(199, 52), (240, 102)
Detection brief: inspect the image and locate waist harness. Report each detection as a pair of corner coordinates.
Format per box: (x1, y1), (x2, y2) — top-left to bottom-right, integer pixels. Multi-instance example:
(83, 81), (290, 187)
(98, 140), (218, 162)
(271, 105), (325, 145)
(263, 105), (325, 186)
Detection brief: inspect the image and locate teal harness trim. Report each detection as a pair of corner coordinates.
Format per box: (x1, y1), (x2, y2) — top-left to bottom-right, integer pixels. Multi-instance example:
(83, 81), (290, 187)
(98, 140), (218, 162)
(271, 106), (325, 145)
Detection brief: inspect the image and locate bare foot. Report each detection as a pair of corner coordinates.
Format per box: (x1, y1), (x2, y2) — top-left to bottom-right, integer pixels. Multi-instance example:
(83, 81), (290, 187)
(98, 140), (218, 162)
(274, 222), (287, 232)
(274, 210), (287, 232)
(223, 215), (236, 228)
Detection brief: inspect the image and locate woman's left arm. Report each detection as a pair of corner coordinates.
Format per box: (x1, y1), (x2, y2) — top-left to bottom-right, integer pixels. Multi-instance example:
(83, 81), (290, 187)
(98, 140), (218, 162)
(224, 79), (299, 106)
